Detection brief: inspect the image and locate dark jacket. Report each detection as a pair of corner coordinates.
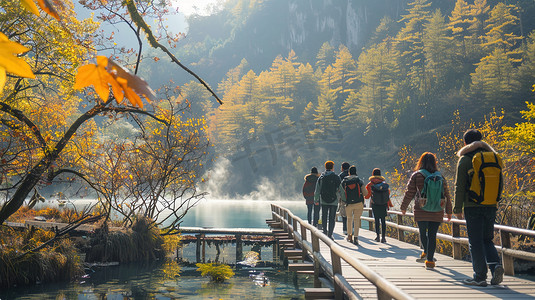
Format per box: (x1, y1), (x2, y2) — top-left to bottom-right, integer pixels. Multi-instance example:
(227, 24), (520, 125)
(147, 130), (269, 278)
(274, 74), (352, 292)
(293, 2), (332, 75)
(454, 141), (500, 214)
(400, 171), (453, 222)
(365, 175), (389, 205)
(303, 173), (319, 205)
(314, 171), (345, 206)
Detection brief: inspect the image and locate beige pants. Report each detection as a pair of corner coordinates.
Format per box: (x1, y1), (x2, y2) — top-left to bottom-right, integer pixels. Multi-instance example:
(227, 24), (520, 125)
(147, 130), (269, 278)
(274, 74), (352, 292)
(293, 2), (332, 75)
(346, 202), (364, 236)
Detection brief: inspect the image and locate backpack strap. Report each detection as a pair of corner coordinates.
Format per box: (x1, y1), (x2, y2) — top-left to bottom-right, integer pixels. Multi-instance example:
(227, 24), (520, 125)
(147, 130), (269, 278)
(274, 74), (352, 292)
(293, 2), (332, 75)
(418, 169), (431, 178)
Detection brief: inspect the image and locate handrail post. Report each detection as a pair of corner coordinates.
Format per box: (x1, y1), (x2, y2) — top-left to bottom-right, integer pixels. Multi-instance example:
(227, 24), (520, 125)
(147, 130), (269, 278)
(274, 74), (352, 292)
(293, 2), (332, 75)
(331, 248), (343, 299)
(311, 232), (321, 288)
(368, 209), (374, 231)
(292, 218), (299, 250)
(377, 287), (392, 300)
(284, 210), (290, 236)
(500, 229), (514, 275)
(397, 214), (405, 242)
(452, 222), (462, 259)
(300, 222), (308, 260)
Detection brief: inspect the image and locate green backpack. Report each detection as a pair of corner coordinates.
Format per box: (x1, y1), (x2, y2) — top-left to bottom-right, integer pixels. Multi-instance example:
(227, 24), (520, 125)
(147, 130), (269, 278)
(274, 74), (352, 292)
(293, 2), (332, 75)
(418, 169), (445, 212)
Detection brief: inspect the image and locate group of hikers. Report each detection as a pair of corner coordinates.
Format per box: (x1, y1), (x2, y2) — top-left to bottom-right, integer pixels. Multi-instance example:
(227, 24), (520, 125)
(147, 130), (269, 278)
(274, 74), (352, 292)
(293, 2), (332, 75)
(302, 129), (505, 287)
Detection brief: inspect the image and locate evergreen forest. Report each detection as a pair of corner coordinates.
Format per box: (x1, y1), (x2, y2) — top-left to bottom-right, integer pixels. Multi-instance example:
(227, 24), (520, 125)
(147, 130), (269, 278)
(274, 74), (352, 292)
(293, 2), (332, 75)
(170, 0), (535, 200)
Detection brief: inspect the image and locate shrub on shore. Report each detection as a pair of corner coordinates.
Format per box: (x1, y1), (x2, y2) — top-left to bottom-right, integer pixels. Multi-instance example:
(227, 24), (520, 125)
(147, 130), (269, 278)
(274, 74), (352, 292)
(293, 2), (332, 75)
(0, 227), (83, 289)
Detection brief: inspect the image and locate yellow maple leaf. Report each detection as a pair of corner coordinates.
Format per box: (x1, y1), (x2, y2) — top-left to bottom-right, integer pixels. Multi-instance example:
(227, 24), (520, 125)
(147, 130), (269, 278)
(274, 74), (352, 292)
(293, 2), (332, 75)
(74, 56), (122, 102)
(0, 32), (35, 92)
(20, 0), (40, 16)
(108, 59), (155, 105)
(36, 0), (61, 21)
(117, 77), (143, 108)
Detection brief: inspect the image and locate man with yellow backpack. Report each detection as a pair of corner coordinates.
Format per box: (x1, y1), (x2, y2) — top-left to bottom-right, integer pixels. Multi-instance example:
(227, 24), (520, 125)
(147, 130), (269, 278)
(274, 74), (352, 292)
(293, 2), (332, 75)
(454, 129), (504, 287)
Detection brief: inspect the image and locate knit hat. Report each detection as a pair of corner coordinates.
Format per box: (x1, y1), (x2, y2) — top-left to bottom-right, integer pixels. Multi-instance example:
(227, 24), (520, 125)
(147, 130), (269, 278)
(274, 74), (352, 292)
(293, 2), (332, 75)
(311, 167), (318, 174)
(372, 168), (381, 176)
(325, 161), (334, 170)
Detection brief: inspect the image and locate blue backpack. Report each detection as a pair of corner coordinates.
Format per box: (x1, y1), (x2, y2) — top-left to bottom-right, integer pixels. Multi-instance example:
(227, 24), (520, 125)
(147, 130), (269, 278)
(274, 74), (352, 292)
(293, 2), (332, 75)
(418, 169), (445, 212)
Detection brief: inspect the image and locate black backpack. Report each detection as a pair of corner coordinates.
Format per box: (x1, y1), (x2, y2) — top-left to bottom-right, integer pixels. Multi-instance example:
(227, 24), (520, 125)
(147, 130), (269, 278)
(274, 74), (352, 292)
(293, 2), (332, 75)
(343, 177), (364, 205)
(320, 173), (341, 203)
(371, 182), (390, 206)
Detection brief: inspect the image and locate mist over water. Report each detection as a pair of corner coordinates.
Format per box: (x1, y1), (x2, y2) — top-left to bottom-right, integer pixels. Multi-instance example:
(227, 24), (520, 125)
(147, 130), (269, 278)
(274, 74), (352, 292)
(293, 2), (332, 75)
(180, 199), (307, 228)
(200, 156), (303, 201)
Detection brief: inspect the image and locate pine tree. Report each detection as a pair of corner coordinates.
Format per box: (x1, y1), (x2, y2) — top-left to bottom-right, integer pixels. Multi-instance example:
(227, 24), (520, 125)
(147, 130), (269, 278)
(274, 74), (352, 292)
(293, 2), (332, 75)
(471, 48), (519, 104)
(424, 9), (454, 91)
(448, 0), (472, 58)
(236, 70), (263, 139)
(316, 42), (335, 70)
(332, 44), (358, 95)
(395, 0), (432, 125)
(482, 2), (522, 62)
(311, 89), (340, 141)
(218, 58), (250, 95)
(295, 63), (320, 116)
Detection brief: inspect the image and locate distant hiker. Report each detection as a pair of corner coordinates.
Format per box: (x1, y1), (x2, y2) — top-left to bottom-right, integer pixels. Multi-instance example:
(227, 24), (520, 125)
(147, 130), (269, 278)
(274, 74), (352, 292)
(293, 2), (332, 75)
(365, 168), (391, 243)
(303, 167), (320, 225)
(314, 160), (344, 239)
(400, 152), (452, 269)
(454, 129), (504, 287)
(341, 165), (368, 245)
(338, 162), (350, 235)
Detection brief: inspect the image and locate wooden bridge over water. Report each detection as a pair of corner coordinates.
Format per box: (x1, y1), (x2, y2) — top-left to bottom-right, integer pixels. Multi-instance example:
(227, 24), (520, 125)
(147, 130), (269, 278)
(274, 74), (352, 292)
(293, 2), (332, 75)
(268, 204), (535, 300)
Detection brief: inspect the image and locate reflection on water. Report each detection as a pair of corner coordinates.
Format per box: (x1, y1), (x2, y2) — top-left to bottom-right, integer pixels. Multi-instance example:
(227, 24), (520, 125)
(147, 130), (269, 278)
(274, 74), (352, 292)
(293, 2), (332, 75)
(179, 199), (307, 228)
(1, 200), (313, 299)
(0, 261), (312, 300)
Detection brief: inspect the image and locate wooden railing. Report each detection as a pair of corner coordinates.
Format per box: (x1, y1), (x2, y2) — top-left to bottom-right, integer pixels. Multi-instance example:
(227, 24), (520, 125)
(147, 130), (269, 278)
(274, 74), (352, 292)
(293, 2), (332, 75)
(361, 207), (535, 276)
(179, 227), (273, 263)
(270, 204), (414, 300)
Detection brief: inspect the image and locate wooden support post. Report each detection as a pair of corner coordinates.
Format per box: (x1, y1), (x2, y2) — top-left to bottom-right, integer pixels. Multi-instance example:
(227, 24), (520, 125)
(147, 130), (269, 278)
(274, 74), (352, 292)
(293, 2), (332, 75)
(273, 240), (278, 263)
(293, 218), (299, 246)
(195, 234), (201, 263)
(368, 209), (374, 231)
(377, 287), (392, 300)
(236, 234), (243, 263)
(300, 222), (308, 260)
(396, 214), (404, 242)
(330, 249), (343, 300)
(312, 233), (321, 288)
(500, 229), (514, 275)
(201, 233), (206, 263)
(452, 222), (462, 259)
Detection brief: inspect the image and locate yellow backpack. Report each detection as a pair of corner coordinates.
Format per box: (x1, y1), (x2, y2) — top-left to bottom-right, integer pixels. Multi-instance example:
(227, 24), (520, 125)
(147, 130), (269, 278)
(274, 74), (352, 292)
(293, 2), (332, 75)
(468, 151), (503, 205)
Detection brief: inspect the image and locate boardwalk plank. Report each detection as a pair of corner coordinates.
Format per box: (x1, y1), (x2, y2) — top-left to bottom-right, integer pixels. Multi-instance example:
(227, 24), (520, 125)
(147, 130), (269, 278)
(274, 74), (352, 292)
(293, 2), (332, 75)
(311, 221), (535, 299)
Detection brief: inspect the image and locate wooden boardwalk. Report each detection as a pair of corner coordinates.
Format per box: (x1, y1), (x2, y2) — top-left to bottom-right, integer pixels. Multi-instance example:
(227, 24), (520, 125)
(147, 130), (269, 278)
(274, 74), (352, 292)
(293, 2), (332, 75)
(318, 222), (535, 299)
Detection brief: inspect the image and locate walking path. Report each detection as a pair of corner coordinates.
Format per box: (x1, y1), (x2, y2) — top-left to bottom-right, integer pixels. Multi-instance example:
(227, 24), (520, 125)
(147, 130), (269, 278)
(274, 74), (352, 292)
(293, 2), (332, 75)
(320, 221), (535, 299)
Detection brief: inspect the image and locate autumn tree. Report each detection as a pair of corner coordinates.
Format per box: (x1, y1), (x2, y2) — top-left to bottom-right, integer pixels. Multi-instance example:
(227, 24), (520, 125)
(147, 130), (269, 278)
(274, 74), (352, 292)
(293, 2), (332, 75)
(0, 0), (219, 226)
(310, 88), (340, 141)
(316, 42), (335, 71)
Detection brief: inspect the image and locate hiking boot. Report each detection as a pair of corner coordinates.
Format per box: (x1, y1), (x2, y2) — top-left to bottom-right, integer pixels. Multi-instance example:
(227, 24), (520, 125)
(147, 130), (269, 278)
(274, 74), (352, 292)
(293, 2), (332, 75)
(346, 235), (352, 242)
(353, 237), (359, 245)
(491, 265), (504, 285)
(462, 278), (487, 287)
(375, 236), (380, 242)
(381, 237), (386, 243)
(425, 260), (435, 269)
(416, 252), (427, 263)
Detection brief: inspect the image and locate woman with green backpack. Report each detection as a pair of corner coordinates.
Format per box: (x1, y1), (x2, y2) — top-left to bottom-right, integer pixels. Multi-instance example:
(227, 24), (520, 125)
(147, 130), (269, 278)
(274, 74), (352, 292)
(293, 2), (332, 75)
(400, 152), (452, 269)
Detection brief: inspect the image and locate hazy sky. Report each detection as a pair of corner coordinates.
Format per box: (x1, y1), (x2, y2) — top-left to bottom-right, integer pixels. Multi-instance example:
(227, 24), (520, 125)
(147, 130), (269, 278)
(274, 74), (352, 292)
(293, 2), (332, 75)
(172, 0), (223, 16)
